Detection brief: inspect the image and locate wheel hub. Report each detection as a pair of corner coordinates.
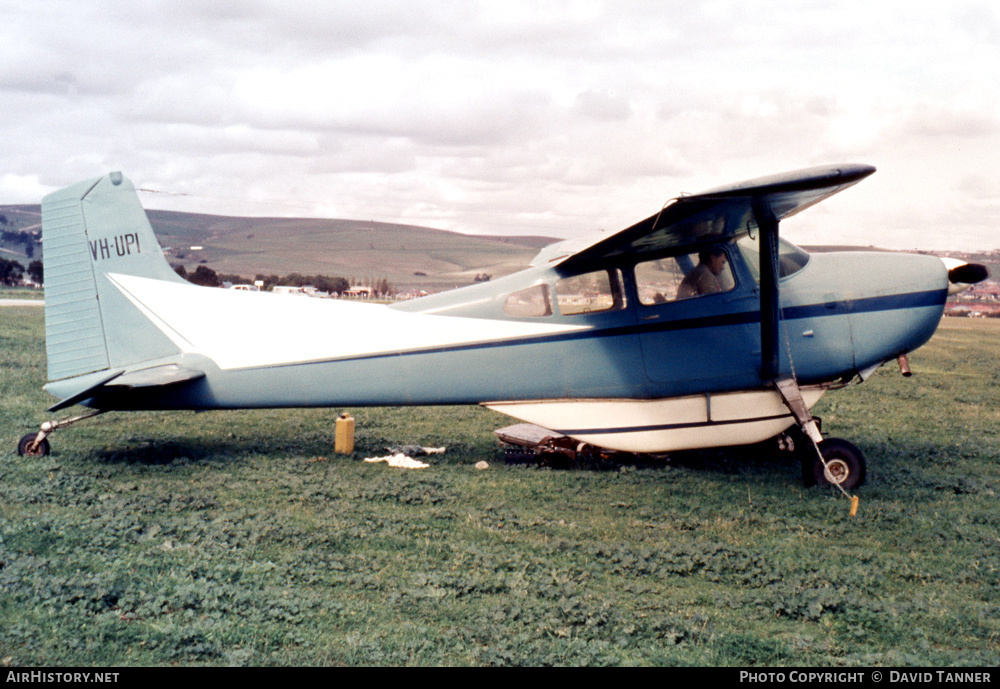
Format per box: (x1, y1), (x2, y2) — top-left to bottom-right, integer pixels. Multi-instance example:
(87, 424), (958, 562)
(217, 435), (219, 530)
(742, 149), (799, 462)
(823, 458), (850, 484)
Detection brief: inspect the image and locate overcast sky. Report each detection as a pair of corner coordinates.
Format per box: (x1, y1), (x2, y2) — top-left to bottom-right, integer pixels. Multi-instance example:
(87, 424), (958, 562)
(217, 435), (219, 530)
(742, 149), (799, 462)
(2, 1), (998, 252)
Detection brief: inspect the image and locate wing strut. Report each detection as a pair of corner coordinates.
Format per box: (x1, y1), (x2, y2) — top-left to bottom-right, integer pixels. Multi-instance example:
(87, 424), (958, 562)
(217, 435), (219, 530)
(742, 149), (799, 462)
(754, 198), (781, 382)
(754, 207), (863, 507)
(752, 197), (822, 446)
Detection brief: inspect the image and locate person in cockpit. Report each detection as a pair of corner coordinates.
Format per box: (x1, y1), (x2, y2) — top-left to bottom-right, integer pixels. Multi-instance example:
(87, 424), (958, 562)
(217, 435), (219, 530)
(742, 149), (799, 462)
(677, 248), (728, 298)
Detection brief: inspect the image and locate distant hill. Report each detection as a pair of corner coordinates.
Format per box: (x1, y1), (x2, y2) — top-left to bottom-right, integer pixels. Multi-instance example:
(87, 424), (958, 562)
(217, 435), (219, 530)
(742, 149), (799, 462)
(142, 209), (560, 291)
(4, 203), (996, 292)
(1, 204), (558, 291)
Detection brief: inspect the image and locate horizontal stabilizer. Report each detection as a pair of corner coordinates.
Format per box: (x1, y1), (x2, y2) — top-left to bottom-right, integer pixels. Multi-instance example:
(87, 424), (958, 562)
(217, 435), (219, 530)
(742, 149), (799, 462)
(45, 363), (205, 412)
(110, 364), (206, 389)
(46, 369), (125, 413)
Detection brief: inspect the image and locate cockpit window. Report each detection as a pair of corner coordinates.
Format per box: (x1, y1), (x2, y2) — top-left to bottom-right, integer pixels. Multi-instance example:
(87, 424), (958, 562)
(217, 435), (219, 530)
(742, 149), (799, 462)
(635, 248), (736, 305)
(736, 234), (810, 282)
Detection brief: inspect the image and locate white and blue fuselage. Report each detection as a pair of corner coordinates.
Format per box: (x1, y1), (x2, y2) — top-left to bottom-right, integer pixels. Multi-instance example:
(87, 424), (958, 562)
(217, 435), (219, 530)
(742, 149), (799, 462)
(36, 166), (974, 455)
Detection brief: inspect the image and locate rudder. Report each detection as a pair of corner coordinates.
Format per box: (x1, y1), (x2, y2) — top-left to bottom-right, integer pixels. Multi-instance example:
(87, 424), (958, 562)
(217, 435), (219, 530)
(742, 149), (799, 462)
(42, 172), (187, 384)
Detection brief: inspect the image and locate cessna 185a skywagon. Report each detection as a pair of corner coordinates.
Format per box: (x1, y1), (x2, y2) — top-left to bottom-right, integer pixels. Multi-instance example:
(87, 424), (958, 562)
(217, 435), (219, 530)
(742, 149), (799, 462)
(19, 164), (988, 491)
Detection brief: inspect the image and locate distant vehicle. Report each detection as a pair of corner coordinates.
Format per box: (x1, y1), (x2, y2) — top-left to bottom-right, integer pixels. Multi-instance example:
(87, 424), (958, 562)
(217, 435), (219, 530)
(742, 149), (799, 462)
(228, 284), (259, 292)
(271, 285), (307, 296)
(19, 166), (987, 491)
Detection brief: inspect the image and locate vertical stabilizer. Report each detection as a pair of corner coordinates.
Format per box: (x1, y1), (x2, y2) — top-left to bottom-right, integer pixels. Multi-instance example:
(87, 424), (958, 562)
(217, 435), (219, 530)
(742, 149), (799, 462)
(42, 173), (187, 383)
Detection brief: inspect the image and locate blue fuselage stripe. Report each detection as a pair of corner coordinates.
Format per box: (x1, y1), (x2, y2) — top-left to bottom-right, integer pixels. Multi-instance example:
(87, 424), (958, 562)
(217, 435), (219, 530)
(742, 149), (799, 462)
(244, 288), (946, 371)
(555, 411), (795, 437)
(554, 414), (792, 436)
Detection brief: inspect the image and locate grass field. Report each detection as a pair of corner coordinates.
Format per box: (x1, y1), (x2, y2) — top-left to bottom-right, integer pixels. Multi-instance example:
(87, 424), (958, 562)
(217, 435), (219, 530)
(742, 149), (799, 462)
(0, 287), (43, 301)
(1, 307), (998, 667)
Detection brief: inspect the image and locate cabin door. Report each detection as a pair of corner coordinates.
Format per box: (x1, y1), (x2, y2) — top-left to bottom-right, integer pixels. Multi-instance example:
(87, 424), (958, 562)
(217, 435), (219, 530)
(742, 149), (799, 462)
(633, 247), (759, 393)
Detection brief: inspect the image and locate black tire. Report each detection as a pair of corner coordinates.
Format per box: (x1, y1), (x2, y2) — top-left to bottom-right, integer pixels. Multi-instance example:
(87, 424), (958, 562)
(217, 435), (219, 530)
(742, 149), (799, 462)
(17, 433), (50, 457)
(812, 438), (865, 490)
(801, 450), (817, 487)
(773, 426), (819, 487)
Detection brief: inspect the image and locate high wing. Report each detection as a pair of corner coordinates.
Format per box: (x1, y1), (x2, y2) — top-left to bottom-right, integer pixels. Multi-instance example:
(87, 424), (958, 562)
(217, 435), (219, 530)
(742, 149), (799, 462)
(532, 163), (877, 392)
(533, 164), (876, 270)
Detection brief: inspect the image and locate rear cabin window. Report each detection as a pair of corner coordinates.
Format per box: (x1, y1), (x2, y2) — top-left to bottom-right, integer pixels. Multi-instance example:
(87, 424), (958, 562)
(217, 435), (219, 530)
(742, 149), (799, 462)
(635, 249), (735, 305)
(503, 283), (552, 318)
(555, 269), (624, 315)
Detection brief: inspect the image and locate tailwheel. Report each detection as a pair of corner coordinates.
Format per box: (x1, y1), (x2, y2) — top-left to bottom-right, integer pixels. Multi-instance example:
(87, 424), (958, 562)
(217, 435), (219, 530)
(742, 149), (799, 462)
(812, 438), (866, 490)
(15, 410), (104, 458)
(18, 433), (50, 457)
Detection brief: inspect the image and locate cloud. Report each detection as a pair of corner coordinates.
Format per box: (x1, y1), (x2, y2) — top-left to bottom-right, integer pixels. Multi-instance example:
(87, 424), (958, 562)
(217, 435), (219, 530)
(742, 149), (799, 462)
(1, 1), (999, 251)
(0, 173), (48, 204)
(574, 89), (632, 122)
(900, 104), (998, 139)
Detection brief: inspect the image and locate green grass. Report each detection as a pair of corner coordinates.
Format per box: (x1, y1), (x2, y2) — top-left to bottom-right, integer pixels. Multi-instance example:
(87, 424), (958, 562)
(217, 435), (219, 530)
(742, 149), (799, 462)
(0, 286), (44, 301)
(1, 309), (998, 666)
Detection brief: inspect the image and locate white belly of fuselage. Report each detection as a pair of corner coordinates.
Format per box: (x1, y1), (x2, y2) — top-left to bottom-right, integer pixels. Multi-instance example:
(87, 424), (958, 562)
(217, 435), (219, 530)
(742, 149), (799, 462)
(485, 386), (826, 453)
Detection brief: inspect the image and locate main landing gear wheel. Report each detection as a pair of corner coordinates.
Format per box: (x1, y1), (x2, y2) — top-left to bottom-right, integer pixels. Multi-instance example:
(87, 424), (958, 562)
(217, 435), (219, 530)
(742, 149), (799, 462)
(811, 438), (866, 491)
(17, 433), (51, 457)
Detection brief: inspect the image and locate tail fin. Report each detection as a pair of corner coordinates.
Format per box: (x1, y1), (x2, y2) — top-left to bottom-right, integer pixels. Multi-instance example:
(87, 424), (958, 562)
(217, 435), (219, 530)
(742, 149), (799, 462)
(41, 172), (187, 385)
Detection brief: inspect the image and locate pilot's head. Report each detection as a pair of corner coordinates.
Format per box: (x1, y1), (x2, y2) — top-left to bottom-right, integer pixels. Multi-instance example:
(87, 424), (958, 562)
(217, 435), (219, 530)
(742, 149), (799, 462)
(699, 248), (727, 275)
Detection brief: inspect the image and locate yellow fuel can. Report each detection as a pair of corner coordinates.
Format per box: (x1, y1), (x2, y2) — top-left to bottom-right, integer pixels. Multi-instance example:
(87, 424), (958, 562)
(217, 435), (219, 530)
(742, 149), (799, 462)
(335, 413), (355, 455)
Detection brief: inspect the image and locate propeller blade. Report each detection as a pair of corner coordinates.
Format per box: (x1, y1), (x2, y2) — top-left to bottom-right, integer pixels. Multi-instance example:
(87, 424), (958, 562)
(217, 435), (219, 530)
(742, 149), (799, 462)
(942, 259), (989, 296)
(948, 263), (988, 286)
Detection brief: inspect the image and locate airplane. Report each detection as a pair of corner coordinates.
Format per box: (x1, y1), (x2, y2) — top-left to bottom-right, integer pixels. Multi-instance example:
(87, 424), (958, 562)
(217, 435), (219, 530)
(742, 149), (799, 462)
(17, 164), (988, 492)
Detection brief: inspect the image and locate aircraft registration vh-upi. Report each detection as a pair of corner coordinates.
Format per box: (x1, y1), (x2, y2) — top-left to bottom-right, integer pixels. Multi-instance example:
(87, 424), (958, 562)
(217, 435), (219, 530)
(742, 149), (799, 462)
(18, 164), (988, 498)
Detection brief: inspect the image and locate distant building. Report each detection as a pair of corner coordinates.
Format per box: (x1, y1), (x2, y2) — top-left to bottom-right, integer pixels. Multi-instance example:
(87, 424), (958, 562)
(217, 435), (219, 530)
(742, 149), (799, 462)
(946, 278), (1000, 317)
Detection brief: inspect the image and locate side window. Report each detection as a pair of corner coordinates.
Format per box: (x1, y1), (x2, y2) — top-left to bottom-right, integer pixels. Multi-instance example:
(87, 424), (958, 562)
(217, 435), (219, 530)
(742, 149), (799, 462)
(736, 234), (811, 282)
(503, 283), (552, 318)
(555, 269), (624, 316)
(635, 249), (735, 305)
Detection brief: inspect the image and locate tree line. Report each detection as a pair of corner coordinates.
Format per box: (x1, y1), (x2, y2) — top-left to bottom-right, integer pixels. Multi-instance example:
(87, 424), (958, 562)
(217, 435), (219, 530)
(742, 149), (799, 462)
(172, 264), (394, 297)
(1, 229), (39, 259)
(0, 252), (391, 298)
(0, 257), (43, 286)
(1, 224), (43, 285)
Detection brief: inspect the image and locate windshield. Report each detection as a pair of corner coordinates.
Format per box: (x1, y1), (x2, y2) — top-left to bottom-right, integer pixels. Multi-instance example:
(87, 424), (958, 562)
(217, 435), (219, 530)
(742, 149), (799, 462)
(736, 234), (810, 282)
